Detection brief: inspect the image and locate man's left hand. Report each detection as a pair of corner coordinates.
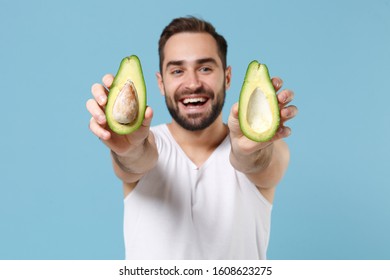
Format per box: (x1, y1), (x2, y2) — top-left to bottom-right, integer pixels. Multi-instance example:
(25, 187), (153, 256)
(228, 77), (298, 156)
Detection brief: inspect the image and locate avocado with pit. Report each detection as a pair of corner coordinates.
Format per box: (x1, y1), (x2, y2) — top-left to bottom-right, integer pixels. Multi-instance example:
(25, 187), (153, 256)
(238, 61), (280, 142)
(106, 55), (147, 135)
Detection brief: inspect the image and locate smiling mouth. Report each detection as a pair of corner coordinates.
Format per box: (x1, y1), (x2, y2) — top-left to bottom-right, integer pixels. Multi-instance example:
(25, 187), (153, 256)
(181, 96), (209, 107)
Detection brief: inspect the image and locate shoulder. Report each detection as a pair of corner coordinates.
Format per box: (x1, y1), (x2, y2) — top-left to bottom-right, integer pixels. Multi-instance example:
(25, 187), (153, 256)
(150, 124), (178, 155)
(150, 124), (167, 136)
(150, 124), (169, 145)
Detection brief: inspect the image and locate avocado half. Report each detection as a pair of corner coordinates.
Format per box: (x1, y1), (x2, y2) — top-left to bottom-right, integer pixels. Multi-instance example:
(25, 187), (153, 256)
(238, 61), (280, 142)
(106, 55), (146, 135)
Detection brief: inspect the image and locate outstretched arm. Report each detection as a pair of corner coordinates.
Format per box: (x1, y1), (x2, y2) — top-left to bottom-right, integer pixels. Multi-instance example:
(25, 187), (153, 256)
(228, 77), (298, 203)
(86, 74), (158, 184)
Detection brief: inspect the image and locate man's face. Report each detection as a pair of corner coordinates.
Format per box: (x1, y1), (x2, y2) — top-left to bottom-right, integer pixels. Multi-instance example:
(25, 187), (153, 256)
(157, 32), (231, 131)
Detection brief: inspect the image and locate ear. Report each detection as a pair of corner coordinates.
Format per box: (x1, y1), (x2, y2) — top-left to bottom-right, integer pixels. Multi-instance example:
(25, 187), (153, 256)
(225, 66), (232, 90)
(156, 72), (165, 96)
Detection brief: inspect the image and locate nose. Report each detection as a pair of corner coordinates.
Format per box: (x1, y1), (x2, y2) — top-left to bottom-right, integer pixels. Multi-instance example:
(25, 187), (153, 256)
(184, 71), (202, 91)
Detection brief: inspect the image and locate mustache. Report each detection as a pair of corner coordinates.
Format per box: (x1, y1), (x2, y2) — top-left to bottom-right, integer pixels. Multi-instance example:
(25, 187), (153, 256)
(174, 86), (214, 102)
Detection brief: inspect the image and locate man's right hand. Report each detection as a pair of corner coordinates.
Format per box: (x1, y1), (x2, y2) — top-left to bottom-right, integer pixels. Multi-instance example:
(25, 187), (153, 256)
(86, 74), (154, 156)
(87, 74), (157, 183)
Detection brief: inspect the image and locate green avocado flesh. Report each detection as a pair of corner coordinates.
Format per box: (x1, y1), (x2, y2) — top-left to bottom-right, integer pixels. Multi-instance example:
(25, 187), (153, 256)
(238, 61), (280, 142)
(106, 55), (146, 135)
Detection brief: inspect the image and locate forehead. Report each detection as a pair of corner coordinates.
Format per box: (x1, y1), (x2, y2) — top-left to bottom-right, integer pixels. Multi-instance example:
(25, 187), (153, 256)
(162, 32), (220, 68)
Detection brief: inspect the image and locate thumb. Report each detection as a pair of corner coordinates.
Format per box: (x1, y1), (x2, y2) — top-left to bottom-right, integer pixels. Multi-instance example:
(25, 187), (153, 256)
(228, 103), (243, 137)
(141, 106), (154, 128)
(121, 106), (154, 148)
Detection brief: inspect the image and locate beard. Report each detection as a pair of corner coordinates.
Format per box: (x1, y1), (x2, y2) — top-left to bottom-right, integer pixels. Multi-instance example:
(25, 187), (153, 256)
(164, 84), (226, 131)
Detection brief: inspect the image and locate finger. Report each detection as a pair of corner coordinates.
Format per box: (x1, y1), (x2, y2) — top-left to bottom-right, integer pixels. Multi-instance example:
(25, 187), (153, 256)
(278, 89), (295, 106)
(280, 105), (298, 121)
(86, 99), (106, 125)
(227, 103), (239, 127)
(127, 107), (154, 140)
(121, 107), (154, 147)
(91, 83), (108, 106)
(141, 106), (154, 128)
(102, 74), (114, 89)
(228, 103), (242, 136)
(89, 117), (111, 140)
(231, 102), (239, 119)
(271, 77), (283, 92)
(273, 126), (291, 140)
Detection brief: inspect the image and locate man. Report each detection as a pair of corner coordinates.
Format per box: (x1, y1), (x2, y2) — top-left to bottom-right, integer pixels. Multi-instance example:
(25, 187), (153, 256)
(86, 16), (298, 259)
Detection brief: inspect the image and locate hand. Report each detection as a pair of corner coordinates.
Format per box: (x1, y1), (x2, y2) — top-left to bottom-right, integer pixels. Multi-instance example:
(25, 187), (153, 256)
(86, 74), (154, 156)
(228, 77), (298, 155)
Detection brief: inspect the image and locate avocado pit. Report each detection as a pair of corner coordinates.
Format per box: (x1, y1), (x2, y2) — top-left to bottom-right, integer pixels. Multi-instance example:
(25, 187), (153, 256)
(112, 80), (139, 124)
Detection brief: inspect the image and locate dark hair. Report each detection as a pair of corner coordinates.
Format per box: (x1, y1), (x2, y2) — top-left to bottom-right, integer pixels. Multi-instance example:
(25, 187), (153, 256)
(158, 16), (228, 73)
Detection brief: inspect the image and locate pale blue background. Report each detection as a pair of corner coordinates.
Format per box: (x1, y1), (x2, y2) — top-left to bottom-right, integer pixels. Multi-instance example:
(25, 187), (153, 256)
(1, 0), (389, 259)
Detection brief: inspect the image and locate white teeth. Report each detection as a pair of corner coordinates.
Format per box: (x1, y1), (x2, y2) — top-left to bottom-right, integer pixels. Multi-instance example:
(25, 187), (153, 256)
(182, 97), (207, 104)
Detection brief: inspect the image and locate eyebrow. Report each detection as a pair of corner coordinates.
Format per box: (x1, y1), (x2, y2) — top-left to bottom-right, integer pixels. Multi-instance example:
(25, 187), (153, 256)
(165, 57), (218, 70)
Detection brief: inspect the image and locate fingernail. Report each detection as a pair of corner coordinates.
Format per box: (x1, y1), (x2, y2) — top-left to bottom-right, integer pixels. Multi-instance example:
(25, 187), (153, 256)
(283, 108), (290, 118)
(277, 78), (283, 88)
(282, 94), (288, 103)
(99, 96), (107, 105)
(98, 115), (106, 123)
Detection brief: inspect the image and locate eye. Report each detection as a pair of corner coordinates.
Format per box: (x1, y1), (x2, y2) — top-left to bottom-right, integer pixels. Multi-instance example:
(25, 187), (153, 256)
(199, 66), (212, 73)
(171, 69), (183, 75)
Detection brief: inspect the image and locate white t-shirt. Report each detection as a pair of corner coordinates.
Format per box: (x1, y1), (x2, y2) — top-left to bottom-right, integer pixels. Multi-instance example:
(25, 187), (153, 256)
(123, 124), (272, 259)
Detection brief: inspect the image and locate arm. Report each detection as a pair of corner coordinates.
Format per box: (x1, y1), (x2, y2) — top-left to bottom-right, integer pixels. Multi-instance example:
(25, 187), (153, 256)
(110, 126), (158, 184)
(86, 74), (158, 185)
(228, 77), (297, 203)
